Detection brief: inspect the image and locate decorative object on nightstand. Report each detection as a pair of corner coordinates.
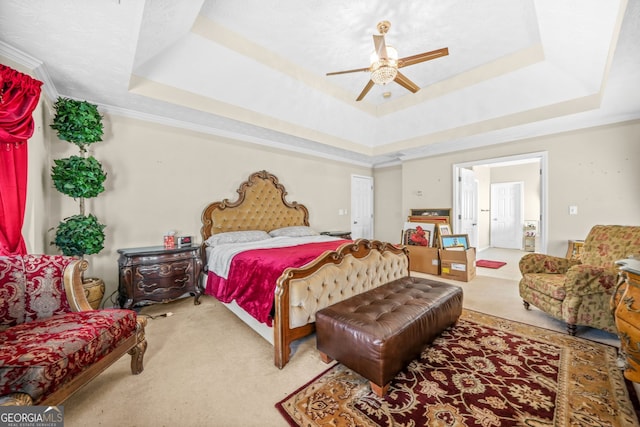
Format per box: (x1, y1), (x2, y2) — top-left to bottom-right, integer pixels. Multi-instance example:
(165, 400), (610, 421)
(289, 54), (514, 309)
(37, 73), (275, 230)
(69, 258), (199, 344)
(320, 231), (352, 240)
(117, 246), (203, 309)
(612, 257), (640, 382)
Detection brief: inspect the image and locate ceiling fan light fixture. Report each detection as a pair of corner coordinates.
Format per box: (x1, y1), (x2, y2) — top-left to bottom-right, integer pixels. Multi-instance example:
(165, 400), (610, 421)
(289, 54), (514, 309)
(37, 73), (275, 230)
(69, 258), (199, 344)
(371, 65), (397, 85)
(326, 21), (448, 101)
(370, 46), (398, 85)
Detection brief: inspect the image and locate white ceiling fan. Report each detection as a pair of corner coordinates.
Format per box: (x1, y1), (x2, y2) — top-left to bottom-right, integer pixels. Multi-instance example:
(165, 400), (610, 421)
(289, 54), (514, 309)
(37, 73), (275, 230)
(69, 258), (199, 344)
(326, 20), (449, 101)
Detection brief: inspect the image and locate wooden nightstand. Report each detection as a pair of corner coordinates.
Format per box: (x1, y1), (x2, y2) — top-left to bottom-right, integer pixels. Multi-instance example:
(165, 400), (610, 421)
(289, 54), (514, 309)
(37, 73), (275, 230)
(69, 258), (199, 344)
(117, 245), (203, 308)
(321, 231), (352, 239)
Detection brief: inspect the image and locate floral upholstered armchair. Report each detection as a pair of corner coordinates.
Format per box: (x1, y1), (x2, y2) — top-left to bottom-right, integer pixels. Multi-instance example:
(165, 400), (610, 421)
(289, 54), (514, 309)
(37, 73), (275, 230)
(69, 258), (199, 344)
(0, 254), (147, 406)
(519, 225), (640, 335)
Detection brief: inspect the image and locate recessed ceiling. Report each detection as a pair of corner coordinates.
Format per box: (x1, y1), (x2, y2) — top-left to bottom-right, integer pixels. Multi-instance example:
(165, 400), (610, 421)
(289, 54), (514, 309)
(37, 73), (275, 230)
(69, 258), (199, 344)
(0, 0), (638, 166)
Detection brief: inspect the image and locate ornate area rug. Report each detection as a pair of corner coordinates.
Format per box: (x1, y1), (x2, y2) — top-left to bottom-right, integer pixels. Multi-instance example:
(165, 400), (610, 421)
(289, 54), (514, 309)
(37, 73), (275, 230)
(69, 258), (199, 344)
(276, 310), (639, 426)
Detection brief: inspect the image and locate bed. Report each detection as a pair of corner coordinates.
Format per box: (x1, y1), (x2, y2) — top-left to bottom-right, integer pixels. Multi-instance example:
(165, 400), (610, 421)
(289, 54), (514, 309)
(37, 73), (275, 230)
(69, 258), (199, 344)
(200, 170), (409, 368)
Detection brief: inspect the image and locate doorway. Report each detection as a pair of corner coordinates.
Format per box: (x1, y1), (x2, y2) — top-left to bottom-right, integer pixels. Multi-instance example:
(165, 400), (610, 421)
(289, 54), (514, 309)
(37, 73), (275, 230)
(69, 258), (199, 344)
(453, 152), (548, 253)
(351, 175), (374, 239)
(490, 181), (524, 249)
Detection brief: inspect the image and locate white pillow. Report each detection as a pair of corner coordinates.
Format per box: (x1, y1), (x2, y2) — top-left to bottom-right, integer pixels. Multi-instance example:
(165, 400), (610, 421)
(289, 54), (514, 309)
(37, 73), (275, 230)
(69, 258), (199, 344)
(268, 226), (319, 238)
(205, 230), (270, 247)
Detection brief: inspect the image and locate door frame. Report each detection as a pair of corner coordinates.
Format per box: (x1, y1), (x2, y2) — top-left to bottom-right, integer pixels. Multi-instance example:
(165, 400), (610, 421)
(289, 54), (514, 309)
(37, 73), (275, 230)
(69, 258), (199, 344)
(452, 151), (548, 253)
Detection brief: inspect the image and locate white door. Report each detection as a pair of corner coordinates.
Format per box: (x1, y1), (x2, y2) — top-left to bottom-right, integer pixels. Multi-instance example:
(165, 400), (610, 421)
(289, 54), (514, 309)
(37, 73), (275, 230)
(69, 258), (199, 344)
(351, 175), (373, 239)
(458, 168), (479, 248)
(490, 182), (523, 249)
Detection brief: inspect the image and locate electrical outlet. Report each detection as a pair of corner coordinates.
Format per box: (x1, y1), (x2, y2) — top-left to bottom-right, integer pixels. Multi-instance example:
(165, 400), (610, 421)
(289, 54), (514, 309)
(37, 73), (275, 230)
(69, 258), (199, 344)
(569, 205), (578, 215)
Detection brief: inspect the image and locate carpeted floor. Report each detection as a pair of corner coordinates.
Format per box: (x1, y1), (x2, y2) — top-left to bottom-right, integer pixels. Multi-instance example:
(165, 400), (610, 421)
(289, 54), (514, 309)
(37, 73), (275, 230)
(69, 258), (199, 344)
(61, 249), (631, 426)
(276, 309), (638, 426)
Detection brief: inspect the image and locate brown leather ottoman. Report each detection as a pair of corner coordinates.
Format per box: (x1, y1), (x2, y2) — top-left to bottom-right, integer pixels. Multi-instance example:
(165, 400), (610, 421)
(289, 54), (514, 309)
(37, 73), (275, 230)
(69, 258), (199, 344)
(315, 276), (463, 397)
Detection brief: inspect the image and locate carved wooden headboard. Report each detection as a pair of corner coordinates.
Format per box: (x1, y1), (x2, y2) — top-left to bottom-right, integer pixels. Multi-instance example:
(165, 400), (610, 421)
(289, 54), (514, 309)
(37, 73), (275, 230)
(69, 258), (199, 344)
(200, 170), (310, 241)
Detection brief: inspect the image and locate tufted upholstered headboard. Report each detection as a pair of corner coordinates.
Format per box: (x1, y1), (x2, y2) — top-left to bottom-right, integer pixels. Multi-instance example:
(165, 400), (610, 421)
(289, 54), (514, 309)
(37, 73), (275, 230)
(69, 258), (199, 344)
(200, 170), (310, 241)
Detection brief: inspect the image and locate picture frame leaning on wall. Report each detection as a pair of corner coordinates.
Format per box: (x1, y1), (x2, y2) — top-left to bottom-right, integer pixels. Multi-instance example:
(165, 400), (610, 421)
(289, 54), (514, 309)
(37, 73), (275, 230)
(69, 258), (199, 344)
(437, 223), (452, 236)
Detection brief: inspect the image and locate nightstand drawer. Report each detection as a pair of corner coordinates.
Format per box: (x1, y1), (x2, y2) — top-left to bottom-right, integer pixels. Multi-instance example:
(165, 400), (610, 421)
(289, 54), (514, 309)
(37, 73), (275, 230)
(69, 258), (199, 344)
(132, 260), (193, 298)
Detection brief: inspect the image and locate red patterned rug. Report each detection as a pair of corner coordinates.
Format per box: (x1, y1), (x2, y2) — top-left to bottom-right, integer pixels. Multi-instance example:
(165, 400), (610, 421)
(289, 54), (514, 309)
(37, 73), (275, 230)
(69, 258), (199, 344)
(476, 259), (507, 269)
(276, 310), (639, 426)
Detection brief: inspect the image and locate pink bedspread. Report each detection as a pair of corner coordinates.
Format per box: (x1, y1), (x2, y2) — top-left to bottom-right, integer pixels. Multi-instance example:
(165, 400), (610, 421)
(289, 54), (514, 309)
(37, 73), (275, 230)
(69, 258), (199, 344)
(205, 240), (349, 326)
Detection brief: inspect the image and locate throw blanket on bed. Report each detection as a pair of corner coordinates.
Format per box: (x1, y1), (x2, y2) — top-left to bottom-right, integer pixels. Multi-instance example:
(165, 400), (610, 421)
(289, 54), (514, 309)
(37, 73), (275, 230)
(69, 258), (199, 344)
(207, 235), (340, 279)
(206, 240), (349, 326)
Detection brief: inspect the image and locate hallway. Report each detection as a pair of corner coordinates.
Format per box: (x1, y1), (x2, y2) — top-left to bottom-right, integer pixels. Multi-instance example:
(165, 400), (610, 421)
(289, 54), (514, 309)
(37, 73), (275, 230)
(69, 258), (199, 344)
(474, 247), (529, 280)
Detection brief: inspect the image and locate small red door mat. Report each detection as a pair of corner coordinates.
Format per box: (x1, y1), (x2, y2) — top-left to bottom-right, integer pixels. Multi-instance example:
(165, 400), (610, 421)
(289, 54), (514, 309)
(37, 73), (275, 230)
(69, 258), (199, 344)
(476, 260), (507, 269)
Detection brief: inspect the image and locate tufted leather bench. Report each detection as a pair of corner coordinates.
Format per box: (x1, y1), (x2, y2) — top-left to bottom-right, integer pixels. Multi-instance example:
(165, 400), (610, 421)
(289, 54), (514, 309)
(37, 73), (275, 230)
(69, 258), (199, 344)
(316, 276), (463, 397)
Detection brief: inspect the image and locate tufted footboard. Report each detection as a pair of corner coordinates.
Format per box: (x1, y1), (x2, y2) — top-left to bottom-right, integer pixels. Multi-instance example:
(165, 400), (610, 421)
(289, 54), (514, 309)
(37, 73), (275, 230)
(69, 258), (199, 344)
(273, 239), (409, 368)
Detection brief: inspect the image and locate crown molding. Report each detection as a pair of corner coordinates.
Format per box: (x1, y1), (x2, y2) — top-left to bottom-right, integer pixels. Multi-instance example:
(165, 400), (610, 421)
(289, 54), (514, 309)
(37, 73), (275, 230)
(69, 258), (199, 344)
(0, 41), (59, 102)
(100, 104), (374, 168)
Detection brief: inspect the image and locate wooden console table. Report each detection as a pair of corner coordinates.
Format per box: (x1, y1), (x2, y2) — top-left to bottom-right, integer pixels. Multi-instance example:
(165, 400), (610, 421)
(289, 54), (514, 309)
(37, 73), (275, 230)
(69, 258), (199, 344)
(117, 245), (203, 308)
(612, 258), (640, 382)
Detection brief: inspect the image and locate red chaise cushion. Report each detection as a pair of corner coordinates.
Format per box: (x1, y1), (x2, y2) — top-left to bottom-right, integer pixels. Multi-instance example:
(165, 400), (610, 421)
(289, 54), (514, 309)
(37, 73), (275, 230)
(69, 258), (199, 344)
(0, 309), (137, 404)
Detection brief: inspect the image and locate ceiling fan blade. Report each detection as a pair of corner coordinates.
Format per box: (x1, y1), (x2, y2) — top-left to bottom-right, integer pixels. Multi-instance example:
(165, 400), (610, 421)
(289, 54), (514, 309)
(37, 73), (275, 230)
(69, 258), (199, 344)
(398, 47), (449, 68)
(326, 66), (371, 76)
(356, 80), (375, 101)
(373, 34), (388, 59)
(394, 71), (420, 93)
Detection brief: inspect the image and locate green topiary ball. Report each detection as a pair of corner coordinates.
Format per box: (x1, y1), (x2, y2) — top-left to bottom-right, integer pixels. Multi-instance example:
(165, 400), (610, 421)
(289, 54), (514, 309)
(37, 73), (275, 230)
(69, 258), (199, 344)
(50, 97), (103, 152)
(51, 155), (106, 199)
(54, 214), (106, 256)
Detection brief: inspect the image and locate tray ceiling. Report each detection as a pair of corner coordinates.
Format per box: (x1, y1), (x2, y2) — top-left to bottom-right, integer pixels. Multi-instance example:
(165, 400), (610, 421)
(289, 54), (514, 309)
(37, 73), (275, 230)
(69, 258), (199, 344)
(1, 0), (638, 166)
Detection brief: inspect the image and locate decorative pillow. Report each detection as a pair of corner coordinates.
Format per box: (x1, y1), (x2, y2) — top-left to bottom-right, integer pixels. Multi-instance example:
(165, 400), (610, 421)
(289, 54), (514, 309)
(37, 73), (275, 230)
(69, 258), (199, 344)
(205, 230), (271, 247)
(268, 226), (319, 238)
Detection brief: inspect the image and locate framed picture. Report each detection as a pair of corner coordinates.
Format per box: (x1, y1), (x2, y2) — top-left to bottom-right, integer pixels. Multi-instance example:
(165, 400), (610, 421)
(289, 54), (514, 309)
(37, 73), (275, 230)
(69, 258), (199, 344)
(437, 224), (452, 236)
(440, 234), (469, 250)
(402, 222), (435, 247)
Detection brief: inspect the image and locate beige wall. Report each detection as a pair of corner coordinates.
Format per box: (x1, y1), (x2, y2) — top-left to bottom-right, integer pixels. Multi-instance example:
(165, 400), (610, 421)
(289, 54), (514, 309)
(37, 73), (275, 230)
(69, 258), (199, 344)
(373, 165), (402, 243)
(29, 111), (371, 303)
(398, 121), (640, 257)
(19, 78), (640, 306)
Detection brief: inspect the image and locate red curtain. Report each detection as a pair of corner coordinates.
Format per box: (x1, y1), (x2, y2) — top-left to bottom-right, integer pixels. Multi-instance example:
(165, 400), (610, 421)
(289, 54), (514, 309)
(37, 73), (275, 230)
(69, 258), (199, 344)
(0, 64), (43, 256)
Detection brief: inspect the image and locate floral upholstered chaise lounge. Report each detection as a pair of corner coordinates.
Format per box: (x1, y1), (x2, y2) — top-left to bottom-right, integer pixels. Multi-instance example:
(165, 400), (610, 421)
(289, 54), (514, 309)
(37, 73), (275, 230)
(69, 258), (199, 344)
(519, 225), (640, 335)
(0, 254), (147, 406)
